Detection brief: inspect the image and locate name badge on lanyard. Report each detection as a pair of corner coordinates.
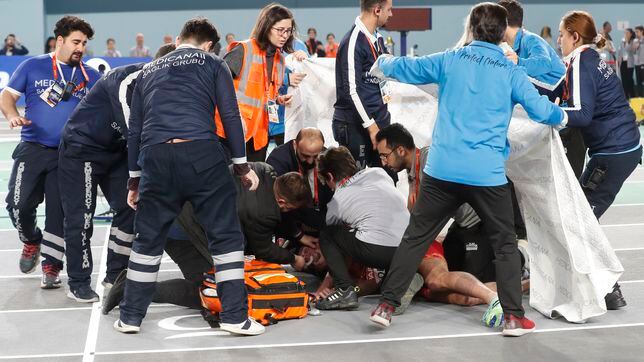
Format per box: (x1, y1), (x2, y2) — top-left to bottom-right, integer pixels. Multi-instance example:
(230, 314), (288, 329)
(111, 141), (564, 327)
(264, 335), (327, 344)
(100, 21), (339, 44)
(264, 54), (281, 123)
(367, 37), (391, 104)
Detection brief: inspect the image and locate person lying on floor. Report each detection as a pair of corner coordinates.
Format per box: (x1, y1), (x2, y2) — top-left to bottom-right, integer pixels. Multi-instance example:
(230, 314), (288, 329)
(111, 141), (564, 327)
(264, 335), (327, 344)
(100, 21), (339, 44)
(103, 164), (315, 313)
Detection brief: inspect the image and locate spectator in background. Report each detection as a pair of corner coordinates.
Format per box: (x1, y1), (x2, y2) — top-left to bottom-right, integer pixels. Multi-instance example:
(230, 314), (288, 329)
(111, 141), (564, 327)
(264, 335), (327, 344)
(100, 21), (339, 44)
(540, 25), (560, 56)
(635, 26), (643, 97)
(599, 21), (617, 70)
(220, 33), (236, 57)
(163, 34), (173, 44)
(129, 33), (150, 57)
(325, 33), (338, 58)
(0, 34), (29, 55)
(104, 38), (121, 57)
(45, 36), (56, 53)
(306, 27), (326, 57)
(618, 28), (637, 99)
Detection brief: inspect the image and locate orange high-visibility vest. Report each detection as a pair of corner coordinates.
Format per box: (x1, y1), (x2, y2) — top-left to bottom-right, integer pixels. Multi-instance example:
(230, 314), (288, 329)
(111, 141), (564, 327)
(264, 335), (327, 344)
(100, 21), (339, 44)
(215, 39), (284, 151)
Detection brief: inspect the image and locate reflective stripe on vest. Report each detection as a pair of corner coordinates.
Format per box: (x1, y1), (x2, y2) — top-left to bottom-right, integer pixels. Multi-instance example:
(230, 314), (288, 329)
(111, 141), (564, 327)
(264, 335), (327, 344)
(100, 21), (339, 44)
(215, 39), (284, 151)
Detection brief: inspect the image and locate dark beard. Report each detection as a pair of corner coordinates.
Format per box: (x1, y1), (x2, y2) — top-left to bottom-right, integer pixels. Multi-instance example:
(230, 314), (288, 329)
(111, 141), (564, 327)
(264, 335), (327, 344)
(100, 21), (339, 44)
(68, 53), (82, 66)
(300, 161), (315, 171)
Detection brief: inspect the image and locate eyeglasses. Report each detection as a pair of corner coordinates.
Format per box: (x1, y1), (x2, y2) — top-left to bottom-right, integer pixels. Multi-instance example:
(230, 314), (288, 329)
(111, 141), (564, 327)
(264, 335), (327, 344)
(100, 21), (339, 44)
(272, 27), (293, 36)
(379, 149), (395, 161)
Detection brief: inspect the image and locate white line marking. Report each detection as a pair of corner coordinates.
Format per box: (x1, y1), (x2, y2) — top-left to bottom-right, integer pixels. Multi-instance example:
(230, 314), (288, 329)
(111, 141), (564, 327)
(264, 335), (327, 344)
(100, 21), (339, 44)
(614, 247), (644, 252)
(2, 320), (644, 359)
(0, 307), (91, 314)
(0, 269), (182, 279)
(619, 280), (644, 284)
(82, 228), (111, 362)
(88, 322), (644, 356)
(624, 181), (644, 184)
(0, 352), (83, 359)
(610, 203), (644, 207)
(601, 223), (644, 228)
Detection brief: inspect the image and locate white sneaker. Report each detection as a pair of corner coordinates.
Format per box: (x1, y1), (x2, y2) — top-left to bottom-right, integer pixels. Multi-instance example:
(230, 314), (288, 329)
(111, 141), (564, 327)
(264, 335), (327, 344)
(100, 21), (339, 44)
(220, 317), (265, 336)
(113, 319), (140, 334)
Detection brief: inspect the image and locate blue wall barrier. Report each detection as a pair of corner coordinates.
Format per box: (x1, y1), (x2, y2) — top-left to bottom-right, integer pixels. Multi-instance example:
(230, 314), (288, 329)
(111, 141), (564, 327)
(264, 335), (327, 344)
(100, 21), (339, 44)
(0, 55), (150, 106)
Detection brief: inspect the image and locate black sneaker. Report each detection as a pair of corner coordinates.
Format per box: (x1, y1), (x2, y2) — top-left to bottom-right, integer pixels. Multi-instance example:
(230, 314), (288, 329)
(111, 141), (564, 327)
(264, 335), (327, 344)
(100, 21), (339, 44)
(605, 283), (627, 310)
(315, 286), (359, 310)
(19, 244), (40, 274)
(67, 285), (100, 303)
(102, 270), (127, 315)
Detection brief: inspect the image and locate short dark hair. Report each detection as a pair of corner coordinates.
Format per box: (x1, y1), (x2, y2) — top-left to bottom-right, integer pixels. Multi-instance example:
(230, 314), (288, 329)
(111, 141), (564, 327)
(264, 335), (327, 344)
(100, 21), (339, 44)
(317, 146), (359, 182)
(307, 28), (317, 34)
(179, 17), (220, 51)
(375, 123), (416, 151)
(155, 43), (176, 59)
(251, 3), (296, 53)
(274, 172), (312, 208)
(635, 25), (644, 33)
(53, 15), (94, 39)
(361, 0), (387, 12)
(497, 0), (523, 27)
(327, 33), (335, 39)
(106, 38), (115, 44)
(469, 2), (508, 44)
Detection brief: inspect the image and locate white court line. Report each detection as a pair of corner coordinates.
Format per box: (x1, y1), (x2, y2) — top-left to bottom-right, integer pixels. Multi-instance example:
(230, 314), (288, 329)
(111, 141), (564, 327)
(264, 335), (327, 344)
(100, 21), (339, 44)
(94, 322), (644, 357)
(82, 228), (111, 362)
(610, 203), (644, 207)
(0, 268), (181, 279)
(601, 223), (644, 228)
(624, 181), (644, 184)
(0, 307), (91, 314)
(0, 227), (109, 232)
(614, 247), (644, 252)
(5, 322), (644, 359)
(619, 280), (644, 284)
(0, 352), (83, 359)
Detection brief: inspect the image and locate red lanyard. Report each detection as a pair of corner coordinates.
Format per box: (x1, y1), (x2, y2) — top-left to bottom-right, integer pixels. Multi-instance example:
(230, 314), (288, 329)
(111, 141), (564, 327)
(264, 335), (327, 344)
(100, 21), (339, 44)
(413, 148), (421, 197)
(262, 52), (283, 100)
(51, 54), (88, 92)
(562, 48), (588, 102)
(337, 176), (352, 188)
(366, 37), (378, 61)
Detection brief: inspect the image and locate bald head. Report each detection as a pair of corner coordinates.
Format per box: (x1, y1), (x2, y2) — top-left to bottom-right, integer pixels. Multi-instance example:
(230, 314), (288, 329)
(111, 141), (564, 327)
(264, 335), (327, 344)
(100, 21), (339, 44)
(294, 128), (324, 170)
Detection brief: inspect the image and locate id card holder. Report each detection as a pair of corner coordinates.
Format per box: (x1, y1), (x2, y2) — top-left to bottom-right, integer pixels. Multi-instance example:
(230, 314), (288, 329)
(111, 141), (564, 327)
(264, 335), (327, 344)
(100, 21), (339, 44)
(379, 80), (392, 104)
(267, 99), (279, 123)
(40, 82), (64, 108)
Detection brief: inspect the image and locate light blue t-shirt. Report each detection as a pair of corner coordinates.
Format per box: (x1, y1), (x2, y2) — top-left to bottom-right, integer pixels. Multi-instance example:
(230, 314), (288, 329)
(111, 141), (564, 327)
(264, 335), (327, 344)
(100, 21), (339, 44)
(378, 41), (564, 186)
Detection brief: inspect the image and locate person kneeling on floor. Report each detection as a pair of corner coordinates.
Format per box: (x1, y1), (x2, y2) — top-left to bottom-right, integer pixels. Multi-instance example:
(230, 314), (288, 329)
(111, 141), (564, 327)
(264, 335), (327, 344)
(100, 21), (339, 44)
(314, 146), (423, 313)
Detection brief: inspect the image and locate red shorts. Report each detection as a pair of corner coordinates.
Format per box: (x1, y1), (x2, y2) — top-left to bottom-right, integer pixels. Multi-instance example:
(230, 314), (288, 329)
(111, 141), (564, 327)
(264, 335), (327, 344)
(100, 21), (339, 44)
(423, 241), (445, 260)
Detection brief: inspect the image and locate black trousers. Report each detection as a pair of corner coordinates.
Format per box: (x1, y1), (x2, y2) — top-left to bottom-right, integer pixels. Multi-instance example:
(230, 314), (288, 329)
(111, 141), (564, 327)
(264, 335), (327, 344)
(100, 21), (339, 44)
(332, 119), (398, 181)
(380, 175), (524, 318)
(119, 140), (247, 326)
(560, 128), (588, 179)
(151, 236), (212, 309)
(636, 64), (644, 97)
(320, 225), (397, 289)
(581, 146), (642, 219)
(58, 144), (134, 287)
(6, 142), (64, 268)
(219, 137), (268, 163)
(620, 62), (636, 99)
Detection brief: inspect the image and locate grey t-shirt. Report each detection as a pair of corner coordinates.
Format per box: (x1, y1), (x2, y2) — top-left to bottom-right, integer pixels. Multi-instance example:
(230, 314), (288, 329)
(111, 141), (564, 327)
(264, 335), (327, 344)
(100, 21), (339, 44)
(326, 168), (409, 247)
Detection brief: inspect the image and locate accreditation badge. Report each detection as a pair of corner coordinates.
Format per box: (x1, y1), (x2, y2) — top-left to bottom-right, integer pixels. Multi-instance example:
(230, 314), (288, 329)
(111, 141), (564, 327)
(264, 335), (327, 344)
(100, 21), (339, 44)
(40, 82), (64, 108)
(379, 80), (392, 104)
(267, 99), (280, 123)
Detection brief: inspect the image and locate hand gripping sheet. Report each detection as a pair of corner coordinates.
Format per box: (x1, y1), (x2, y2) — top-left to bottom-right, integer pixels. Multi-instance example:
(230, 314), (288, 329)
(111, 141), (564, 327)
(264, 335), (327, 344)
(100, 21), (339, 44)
(285, 57), (623, 323)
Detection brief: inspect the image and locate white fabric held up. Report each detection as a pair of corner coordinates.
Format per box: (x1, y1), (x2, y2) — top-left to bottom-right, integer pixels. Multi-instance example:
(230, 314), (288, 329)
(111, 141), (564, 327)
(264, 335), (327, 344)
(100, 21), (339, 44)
(285, 57), (623, 323)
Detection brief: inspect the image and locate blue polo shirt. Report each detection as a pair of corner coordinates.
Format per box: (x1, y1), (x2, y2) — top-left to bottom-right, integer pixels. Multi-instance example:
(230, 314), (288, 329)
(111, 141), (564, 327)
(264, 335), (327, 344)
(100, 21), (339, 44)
(5, 53), (100, 147)
(377, 41), (565, 186)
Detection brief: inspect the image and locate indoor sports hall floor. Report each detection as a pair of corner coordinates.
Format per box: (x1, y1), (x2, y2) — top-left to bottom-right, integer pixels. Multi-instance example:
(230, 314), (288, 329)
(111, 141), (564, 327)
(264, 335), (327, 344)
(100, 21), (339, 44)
(0, 124), (643, 361)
